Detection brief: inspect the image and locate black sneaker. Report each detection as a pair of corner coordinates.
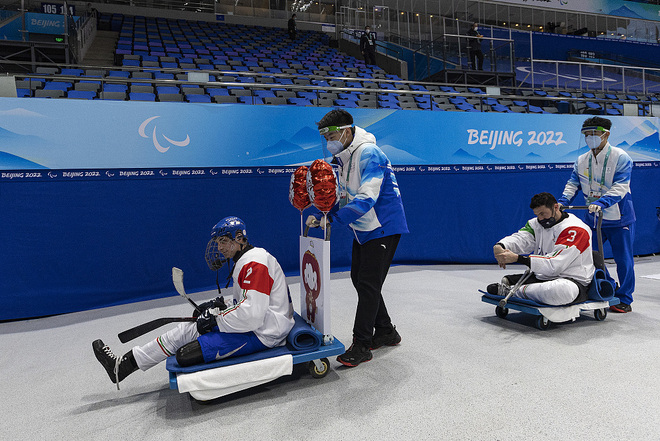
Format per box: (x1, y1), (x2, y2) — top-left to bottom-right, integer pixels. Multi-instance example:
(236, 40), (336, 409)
(610, 303), (632, 313)
(92, 339), (138, 385)
(337, 340), (373, 367)
(371, 326), (401, 350)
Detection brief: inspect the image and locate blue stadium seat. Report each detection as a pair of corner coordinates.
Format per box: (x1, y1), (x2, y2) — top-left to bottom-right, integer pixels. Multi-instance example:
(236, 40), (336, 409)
(379, 101), (401, 110)
(68, 90), (97, 100)
(60, 68), (84, 76)
(104, 84), (128, 93)
(207, 88), (229, 97)
(186, 94), (212, 103)
(108, 70), (130, 78)
(156, 86), (181, 94)
(492, 104), (513, 113)
(238, 96), (264, 105)
(254, 90), (276, 98)
(154, 72), (175, 80)
(44, 81), (72, 91)
(288, 98), (312, 106)
(334, 99), (358, 108)
(129, 92), (156, 101)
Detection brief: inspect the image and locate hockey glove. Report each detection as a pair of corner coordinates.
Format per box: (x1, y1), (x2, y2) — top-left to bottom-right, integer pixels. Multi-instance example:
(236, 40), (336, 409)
(196, 309), (219, 335)
(193, 296), (227, 318)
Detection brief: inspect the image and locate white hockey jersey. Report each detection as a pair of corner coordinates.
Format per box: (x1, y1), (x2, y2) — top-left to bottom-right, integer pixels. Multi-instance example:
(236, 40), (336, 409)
(214, 247), (294, 348)
(499, 213), (595, 285)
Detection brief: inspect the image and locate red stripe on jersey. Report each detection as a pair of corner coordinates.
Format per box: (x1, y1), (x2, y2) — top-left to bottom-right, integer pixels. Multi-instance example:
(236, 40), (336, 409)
(237, 261), (274, 295)
(556, 226), (590, 253)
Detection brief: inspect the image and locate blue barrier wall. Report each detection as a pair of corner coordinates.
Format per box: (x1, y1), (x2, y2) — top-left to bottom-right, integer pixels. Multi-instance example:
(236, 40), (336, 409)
(1, 99), (658, 320)
(491, 28), (660, 66)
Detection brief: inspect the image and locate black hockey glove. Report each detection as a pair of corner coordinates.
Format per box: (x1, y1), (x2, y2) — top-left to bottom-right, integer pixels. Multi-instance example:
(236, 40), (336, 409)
(193, 296), (227, 318)
(196, 309), (218, 335)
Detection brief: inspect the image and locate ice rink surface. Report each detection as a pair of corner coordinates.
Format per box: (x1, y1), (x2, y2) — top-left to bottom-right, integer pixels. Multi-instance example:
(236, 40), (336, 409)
(1, 256), (659, 440)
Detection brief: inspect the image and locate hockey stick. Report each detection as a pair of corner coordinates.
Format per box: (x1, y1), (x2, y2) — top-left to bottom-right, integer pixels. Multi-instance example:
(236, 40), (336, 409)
(118, 317), (195, 343)
(498, 268), (532, 308)
(172, 267), (202, 314)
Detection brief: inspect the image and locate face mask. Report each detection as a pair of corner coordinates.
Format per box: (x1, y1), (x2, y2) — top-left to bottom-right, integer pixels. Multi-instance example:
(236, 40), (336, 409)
(539, 216), (559, 229)
(326, 129), (347, 155)
(538, 208), (560, 229)
(474, 26), (478, 31)
(327, 140), (343, 155)
(585, 135), (603, 150)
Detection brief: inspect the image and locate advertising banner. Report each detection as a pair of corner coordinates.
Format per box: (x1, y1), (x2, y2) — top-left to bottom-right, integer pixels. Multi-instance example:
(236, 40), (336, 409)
(1, 98), (659, 178)
(492, 0), (660, 23)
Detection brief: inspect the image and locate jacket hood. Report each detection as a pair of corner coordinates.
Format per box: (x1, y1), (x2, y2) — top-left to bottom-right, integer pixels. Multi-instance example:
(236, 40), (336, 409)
(335, 126), (376, 166)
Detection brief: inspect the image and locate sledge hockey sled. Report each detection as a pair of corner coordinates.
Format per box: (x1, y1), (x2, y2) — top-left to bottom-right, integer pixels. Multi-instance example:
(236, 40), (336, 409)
(166, 223), (344, 401)
(480, 207), (619, 330)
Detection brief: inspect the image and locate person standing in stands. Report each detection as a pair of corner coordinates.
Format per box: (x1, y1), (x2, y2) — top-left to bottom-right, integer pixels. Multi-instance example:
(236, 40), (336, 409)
(288, 14), (297, 40)
(557, 117), (636, 313)
(466, 22), (484, 71)
(360, 25), (377, 65)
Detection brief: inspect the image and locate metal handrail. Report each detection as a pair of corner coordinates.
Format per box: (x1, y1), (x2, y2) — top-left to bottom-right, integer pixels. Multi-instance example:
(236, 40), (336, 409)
(13, 70), (656, 116)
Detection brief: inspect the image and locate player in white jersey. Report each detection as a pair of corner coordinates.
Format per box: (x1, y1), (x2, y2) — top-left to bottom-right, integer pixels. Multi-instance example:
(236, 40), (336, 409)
(488, 193), (595, 306)
(92, 216), (294, 386)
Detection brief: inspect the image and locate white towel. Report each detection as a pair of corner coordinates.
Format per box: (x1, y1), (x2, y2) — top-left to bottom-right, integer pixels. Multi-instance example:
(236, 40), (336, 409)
(536, 301), (609, 323)
(176, 354), (293, 401)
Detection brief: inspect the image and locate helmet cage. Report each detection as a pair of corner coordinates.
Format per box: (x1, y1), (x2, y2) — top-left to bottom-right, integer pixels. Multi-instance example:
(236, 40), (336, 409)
(205, 238), (229, 271)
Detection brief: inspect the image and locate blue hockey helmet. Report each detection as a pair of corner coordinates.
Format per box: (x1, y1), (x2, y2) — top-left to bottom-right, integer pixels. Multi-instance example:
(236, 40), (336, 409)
(210, 216), (247, 240)
(205, 216), (248, 271)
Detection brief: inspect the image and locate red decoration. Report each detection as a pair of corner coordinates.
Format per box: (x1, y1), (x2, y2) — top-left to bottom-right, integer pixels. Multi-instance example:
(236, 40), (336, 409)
(289, 166), (311, 212)
(306, 159), (338, 212)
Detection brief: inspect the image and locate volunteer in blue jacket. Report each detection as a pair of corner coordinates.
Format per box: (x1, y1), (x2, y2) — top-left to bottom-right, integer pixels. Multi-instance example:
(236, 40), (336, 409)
(307, 109), (409, 367)
(558, 116), (636, 313)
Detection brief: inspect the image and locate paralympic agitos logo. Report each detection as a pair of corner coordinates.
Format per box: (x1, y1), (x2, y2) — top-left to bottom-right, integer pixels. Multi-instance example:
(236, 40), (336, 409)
(138, 116), (191, 153)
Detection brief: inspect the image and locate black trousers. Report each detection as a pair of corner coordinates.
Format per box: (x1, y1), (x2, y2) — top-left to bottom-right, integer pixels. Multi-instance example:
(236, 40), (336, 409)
(469, 48), (484, 70)
(363, 49), (376, 65)
(350, 234), (401, 343)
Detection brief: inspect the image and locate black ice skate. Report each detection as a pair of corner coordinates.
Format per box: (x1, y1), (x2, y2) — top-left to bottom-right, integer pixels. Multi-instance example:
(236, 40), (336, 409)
(92, 339), (138, 387)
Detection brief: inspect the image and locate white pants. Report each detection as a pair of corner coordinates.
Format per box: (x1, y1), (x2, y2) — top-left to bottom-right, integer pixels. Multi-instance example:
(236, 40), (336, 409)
(132, 322), (199, 371)
(513, 278), (579, 306)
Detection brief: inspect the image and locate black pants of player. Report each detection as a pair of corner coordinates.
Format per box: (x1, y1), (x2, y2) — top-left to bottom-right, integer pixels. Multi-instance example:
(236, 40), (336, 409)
(363, 49), (376, 65)
(469, 48), (484, 70)
(350, 234), (401, 344)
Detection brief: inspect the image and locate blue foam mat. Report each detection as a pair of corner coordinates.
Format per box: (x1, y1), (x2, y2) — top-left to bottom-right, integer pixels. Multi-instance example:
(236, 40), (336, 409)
(166, 312), (344, 376)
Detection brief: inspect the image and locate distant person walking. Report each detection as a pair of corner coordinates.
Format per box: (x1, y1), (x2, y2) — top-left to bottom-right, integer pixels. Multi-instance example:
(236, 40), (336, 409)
(288, 14), (297, 40)
(360, 26), (377, 65)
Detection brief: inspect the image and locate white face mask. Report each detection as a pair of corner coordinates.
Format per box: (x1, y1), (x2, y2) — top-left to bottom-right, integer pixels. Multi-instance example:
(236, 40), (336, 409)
(585, 134), (604, 150)
(474, 26), (478, 31)
(326, 129), (347, 155)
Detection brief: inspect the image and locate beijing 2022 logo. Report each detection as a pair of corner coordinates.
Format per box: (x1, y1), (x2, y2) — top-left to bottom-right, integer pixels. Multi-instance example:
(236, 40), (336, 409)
(302, 250), (321, 323)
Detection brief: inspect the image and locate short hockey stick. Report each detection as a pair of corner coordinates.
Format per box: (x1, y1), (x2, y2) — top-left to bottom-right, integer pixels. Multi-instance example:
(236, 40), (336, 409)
(498, 268), (532, 308)
(118, 317), (195, 343)
(172, 267), (202, 313)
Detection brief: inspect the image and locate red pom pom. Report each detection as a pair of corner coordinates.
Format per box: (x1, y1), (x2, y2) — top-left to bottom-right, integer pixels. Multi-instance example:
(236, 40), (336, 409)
(306, 159), (338, 212)
(289, 166), (311, 212)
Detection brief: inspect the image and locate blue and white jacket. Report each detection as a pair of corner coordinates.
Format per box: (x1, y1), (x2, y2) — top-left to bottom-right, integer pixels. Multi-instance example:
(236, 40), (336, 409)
(558, 143), (636, 228)
(317, 126), (408, 244)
